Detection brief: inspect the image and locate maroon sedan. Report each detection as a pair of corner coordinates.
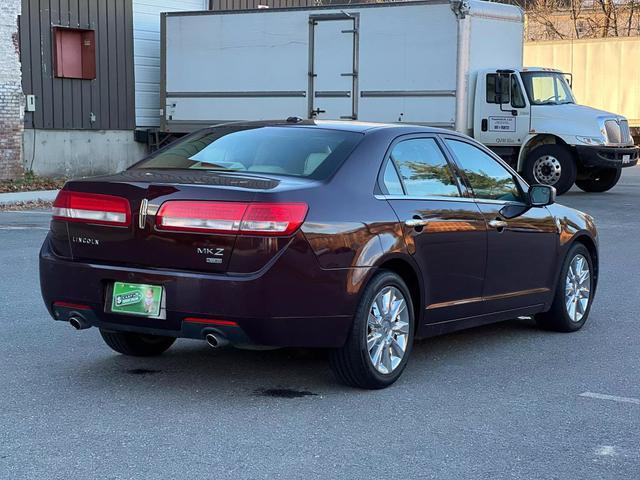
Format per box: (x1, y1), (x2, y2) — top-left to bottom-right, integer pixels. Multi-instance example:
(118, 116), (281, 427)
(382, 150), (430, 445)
(40, 120), (598, 389)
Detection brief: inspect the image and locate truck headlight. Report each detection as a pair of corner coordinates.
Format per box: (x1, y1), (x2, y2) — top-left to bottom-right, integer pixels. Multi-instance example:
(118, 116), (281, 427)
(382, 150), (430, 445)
(576, 135), (605, 146)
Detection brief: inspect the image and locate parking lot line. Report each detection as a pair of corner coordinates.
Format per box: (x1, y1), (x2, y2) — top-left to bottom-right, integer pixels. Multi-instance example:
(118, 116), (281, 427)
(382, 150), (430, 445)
(0, 210), (51, 214)
(579, 391), (640, 405)
(0, 226), (49, 230)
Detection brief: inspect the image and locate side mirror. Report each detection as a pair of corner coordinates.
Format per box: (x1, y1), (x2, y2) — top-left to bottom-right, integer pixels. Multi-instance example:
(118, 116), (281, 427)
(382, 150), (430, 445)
(494, 71), (518, 115)
(529, 184), (556, 206)
(494, 74), (508, 105)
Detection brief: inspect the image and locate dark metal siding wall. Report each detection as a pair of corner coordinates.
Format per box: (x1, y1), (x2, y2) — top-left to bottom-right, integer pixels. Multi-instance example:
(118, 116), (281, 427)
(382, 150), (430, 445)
(208, 0), (383, 10)
(209, 0), (318, 10)
(209, 0), (392, 10)
(20, 0), (135, 130)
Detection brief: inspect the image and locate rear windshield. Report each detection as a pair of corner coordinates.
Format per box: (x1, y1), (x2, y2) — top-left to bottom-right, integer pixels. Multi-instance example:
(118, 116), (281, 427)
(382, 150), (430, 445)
(132, 126), (363, 180)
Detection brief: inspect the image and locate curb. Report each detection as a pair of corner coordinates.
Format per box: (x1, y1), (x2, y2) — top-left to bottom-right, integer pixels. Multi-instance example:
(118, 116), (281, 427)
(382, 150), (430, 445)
(0, 189), (59, 205)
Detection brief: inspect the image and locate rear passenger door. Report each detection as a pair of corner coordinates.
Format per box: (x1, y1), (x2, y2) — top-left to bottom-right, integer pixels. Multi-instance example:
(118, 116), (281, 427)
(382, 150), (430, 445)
(442, 137), (558, 314)
(380, 135), (488, 323)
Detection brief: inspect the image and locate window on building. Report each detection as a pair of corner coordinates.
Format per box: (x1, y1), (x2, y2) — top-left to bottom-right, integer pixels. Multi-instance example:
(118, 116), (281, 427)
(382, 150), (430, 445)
(52, 27), (96, 79)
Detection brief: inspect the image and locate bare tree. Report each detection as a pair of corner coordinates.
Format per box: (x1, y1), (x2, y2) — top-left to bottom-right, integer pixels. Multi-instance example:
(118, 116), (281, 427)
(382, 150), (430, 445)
(521, 0), (640, 40)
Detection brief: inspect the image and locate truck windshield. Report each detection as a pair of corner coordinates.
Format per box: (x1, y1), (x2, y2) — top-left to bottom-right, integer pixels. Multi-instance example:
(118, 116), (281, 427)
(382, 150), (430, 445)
(520, 72), (575, 105)
(132, 125), (363, 180)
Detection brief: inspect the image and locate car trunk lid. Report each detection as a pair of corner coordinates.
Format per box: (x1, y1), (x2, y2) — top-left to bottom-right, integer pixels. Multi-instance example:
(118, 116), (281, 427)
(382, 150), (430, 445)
(54, 169), (310, 274)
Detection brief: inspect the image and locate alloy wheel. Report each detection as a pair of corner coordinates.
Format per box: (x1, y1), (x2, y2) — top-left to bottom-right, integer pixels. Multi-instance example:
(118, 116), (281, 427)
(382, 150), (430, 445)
(533, 155), (562, 185)
(565, 254), (591, 322)
(367, 286), (410, 374)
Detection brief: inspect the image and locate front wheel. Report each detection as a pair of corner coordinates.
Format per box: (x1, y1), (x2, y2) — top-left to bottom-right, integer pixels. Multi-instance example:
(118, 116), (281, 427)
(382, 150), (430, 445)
(576, 167), (621, 193)
(330, 271), (415, 389)
(535, 243), (594, 332)
(523, 145), (577, 195)
(100, 329), (176, 356)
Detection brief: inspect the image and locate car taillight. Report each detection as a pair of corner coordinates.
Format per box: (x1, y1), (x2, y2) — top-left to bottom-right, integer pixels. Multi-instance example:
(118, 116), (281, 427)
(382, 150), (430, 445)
(52, 190), (131, 226)
(156, 201), (308, 236)
(241, 203), (309, 235)
(155, 201), (248, 234)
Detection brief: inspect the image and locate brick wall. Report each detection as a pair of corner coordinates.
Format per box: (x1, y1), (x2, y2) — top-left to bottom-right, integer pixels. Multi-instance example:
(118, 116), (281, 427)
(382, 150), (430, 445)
(0, 0), (23, 180)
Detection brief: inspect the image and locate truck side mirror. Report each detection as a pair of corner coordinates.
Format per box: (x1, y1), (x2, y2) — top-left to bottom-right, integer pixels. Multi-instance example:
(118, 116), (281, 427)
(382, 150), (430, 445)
(564, 73), (573, 88)
(494, 71), (518, 115)
(494, 75), (507, 104)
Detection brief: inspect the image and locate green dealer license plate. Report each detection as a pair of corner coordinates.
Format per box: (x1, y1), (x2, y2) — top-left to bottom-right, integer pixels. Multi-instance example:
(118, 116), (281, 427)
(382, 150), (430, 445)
(111, 282), (163, 317)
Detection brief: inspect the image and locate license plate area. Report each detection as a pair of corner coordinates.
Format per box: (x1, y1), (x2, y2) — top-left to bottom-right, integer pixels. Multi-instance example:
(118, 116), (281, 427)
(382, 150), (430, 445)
(622, 154), (631, 164)
(107, 282), (166, 319)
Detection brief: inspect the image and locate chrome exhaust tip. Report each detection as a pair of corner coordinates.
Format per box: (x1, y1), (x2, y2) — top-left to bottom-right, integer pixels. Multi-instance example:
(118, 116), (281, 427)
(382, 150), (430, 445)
(205, 332), (229, 349)
(69, 316), (90, 330)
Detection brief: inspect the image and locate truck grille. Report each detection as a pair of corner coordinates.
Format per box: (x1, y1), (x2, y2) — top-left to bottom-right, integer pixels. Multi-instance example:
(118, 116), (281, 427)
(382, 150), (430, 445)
(620, 119), (631, 144)
(605, 119), (632, 144)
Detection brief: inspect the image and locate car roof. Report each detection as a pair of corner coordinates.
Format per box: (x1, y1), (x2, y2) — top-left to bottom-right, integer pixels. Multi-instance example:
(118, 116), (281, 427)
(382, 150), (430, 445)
(211, 119), (456, 135)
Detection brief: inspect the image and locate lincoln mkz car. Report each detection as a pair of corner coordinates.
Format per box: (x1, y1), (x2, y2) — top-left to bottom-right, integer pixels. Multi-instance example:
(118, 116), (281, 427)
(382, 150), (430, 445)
(40, 120), (598, 389)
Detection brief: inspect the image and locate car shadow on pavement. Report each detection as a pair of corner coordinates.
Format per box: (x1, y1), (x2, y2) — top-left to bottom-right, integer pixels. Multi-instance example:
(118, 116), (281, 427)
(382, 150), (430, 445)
(74, 317), (551, 397)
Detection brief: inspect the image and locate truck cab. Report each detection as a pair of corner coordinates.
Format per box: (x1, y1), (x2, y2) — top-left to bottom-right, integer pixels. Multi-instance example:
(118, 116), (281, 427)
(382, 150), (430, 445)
(474, 67), (639, 194)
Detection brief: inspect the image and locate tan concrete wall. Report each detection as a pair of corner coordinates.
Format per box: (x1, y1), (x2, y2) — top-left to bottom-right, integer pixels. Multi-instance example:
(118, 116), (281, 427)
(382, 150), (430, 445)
(23, 130), (147, 178)
(524, 37), (640, 127)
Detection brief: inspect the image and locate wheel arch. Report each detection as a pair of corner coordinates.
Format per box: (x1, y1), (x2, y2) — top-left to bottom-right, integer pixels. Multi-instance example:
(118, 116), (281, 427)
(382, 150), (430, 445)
(517, 134), (572, 172)
(571, 234), (599, 291)
(551, 232), (599, 301)
(373, 256), (424, 335)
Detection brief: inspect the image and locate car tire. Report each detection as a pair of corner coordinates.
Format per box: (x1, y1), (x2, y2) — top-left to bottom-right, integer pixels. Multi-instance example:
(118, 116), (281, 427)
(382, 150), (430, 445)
(535, 243), (594, 332)
(330, 270), (415, 389)
(523, 145), (577, 195)
(575, 167), (621, 193)
(100, 329), (176, 356)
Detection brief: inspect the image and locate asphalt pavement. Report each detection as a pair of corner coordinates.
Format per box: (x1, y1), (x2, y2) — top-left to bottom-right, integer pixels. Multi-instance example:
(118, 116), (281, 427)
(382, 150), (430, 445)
(1, 168), (639, 479)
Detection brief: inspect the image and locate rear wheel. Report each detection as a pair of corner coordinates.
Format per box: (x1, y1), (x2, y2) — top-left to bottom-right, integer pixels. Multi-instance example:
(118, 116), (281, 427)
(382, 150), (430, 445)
(100, 329), (176, 356)
(523, 145), (576, 195)
(576, 167), (621, 193)
(535, 244), (594, 332)
(330, 271), (414, 389)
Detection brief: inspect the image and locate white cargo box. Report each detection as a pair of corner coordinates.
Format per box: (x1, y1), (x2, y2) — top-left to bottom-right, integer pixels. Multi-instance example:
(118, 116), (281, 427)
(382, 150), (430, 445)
(161, 0), (523, 134)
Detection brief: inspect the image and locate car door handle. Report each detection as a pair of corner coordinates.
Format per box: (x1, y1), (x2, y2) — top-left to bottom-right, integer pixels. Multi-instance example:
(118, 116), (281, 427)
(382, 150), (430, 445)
(405, 218), (430, 228)
(488, 219), (508, 230)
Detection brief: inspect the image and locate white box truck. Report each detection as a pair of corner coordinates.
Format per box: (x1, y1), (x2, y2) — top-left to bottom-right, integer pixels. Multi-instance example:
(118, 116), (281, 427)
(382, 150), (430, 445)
(160, 0), (639, 194)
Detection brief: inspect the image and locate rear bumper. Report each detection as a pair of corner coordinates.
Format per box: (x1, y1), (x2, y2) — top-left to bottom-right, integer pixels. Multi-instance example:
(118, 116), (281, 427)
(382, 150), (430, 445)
(40, 236), (364, 348)
(575, 145), (639, 168)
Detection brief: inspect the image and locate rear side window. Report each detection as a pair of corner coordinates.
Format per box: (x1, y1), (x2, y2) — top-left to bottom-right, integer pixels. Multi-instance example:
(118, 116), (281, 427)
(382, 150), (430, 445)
(382, 161), (404, 195)
(132, 126), (362, 180)
(390, 138), (460, 197)
(444, 139), (523, 202)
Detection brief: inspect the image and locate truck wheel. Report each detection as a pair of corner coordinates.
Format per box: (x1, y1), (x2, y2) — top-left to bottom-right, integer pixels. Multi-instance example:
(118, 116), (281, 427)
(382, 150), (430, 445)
(524, 145), (576, 195)
(329, 271), (414, 389)
(575, 168), (621, 193)
(100, 329), (176, 356)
